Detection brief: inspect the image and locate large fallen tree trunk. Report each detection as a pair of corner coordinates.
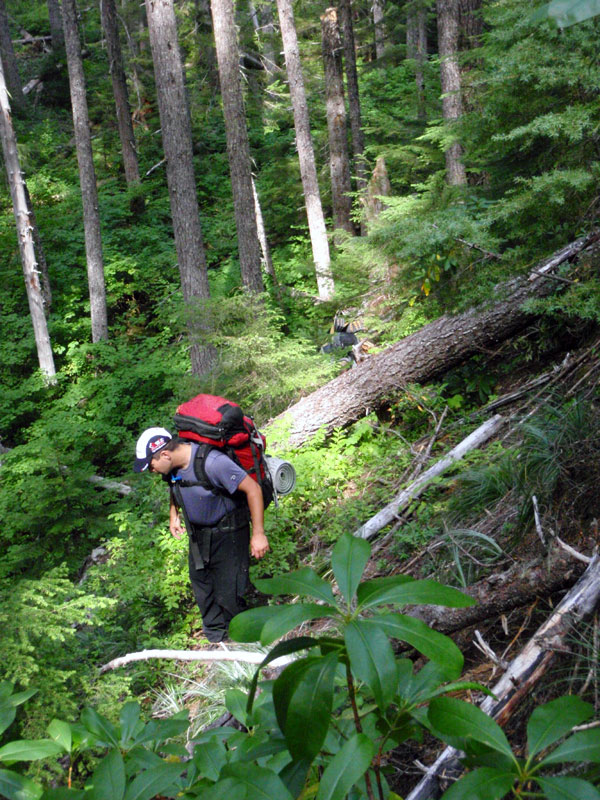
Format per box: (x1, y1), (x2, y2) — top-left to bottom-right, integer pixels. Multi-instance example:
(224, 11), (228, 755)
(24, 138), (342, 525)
(271, 231), (600, 448)
(405, 553), (600, 800)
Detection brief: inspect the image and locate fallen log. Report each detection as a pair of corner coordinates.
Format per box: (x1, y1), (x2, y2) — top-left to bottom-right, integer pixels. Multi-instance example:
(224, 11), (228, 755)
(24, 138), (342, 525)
(353, 415), (504, 540)
(270, 231), (600, 448)
(405, 553), (600, 800)
(100, 647), (295, 673)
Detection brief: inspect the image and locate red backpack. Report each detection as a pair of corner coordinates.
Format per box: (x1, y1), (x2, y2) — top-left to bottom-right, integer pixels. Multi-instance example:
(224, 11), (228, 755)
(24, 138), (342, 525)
(173, 394), (273, 505)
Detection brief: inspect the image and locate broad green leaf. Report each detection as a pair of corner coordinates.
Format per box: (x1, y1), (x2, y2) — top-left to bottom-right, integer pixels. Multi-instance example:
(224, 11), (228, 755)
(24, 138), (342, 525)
(260, 603), (338, 646)
(344, 620), (397, 710)
(536, 775), (600, 800)
(316, 734), (375, 800)
(87, 748), (125, 800)
(279, 759), (311, 798)
(541, 729), (600, 765)
(119, 702), (142, 745)
(7, 690), (38, 709)
(42, 789), (86, 799)
(230, 606), (287, 643)
(0, 682), (14, 700)
(527, 696), (593, 758)
(220, 763), (294, 800)
(0, 739), (63, 763)
(80, 708), (120, 747)
(255, 568), (336, 605)
(274, 654), (338, 762)
(132, 710), (189, 746)
(331, 533), (371, 605)
(428, 698), (516, 762)
(122, 762), (187, 800)
(226, 689), (249, 727)
(245, 636), (322, 714)
(197, 777), (246, 800)
(0, 768), (43, 800)
(0, 707), (16, 737)
(365, 613), (464, 679)
(532, 0), (600, 28)
(356, 577), (475, 611)
(438, 767), (515, 799)
(193, 739), (227, 782)
(47, 720), (71, 753)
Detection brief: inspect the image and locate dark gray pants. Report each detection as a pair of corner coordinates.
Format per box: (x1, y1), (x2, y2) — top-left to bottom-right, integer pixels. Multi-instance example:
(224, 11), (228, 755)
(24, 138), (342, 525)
(188, 523), (250, 642)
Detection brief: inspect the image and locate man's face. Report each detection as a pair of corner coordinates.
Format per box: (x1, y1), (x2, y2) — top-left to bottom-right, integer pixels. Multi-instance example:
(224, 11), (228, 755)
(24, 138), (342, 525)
(149, 449), (172, 475)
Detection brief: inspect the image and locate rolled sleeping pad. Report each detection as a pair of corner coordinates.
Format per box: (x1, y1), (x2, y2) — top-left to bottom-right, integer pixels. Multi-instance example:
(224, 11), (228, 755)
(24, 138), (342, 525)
(265, 455), (296, 496)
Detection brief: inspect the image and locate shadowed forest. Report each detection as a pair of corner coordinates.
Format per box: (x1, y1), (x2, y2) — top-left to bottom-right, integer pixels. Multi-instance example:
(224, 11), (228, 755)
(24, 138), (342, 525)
(2, 0), (600, 798)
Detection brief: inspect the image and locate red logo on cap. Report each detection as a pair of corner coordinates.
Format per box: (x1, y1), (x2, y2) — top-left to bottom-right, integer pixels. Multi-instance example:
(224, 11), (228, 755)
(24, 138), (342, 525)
(149, 437), (167, 453)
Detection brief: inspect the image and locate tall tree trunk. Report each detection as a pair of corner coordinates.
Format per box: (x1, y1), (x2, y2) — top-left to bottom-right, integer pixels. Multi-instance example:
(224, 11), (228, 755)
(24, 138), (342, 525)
(62, 0), (108, 342)
(407, 0), (427, 120)
(372, 0), (386, 60)
(0, 0), (24, 114)
(338, 0), (366, 234)
(275, 0), (334, 301)
(321, 8), (353, 237)
(100, 0), (141, 192)
(210, 0), (264, 294)
(47, 0), (65, 52)
(144, 0), (214, 377)
(0, 57), (56, 381)
(252, 175), (276, 283)
(24, 183), (52, 311)
(437, 0), (466, 186)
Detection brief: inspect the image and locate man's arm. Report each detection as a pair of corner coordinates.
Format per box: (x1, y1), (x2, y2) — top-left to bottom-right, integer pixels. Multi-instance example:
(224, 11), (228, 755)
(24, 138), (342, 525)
(169, 488), (185, 539)
(237, 475), (269, 559)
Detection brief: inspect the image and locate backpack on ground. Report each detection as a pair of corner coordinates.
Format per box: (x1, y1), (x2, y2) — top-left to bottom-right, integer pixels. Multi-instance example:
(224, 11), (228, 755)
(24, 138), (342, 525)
(172, 394), (274, 508)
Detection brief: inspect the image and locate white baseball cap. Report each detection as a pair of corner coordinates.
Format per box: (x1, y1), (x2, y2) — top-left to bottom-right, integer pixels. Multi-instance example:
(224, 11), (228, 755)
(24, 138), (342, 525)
(133, 427), (172, 473)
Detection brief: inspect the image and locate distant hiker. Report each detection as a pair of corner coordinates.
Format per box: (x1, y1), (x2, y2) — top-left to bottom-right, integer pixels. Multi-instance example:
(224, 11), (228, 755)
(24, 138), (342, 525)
(133, 427), (269, 643)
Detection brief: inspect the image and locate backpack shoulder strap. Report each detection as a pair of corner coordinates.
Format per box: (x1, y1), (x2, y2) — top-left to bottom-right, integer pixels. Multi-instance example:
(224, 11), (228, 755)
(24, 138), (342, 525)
(172, 443), (215, 490)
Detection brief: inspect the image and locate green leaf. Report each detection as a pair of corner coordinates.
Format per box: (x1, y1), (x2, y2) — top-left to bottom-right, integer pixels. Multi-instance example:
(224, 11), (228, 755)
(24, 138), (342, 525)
(315, 734), (375, 800)
(132, 710), (189, 746)
(42, 790), (86, 799)
(527, 696), (593, 758)
(438, 767), (515, 799)
(532, 0), (600, 28)
(0, 768), (43, 800)
(119, 702), (142, 745)
(196, 777), (246, 800)
(279, 759), (311, 798)
(193, 739), (227, 782)
(245, 636), (321, 715)
(0, 683), (14, 700)
(541, 729), (600, 765)
(255, 568), (336, 605)
(260, 604), (338, 646)
(536, 775), (600, 799)
(366, 613), (464, 679)
(356, 577), (475, 611)
(80, 708), (120, 747)
(331, 533), (371, 605)
(47, 721), (71, 753)
(88, 748), (125, 800)
(220, 763), (294, 799)
(230, 606), (287, 643)
(428, 698), (515, 762)
(7, 690), (38, 709)
(0, 739), (64, 763)
(344, 621), (397, 710)
(0, 707), (16, 737)
(226, 689), (249, 727)
(122, 762), (187, 800)
(273, 654), (338, 762)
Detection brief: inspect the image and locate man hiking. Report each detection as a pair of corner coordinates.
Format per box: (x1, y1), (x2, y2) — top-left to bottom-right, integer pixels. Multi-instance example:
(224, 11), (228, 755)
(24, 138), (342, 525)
(134, 427), (269, 643)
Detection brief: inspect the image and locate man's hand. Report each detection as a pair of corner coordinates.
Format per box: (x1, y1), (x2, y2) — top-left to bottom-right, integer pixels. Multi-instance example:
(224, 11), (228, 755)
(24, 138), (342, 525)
(170, 519), (185, 539)
(250, 530), (269, 559)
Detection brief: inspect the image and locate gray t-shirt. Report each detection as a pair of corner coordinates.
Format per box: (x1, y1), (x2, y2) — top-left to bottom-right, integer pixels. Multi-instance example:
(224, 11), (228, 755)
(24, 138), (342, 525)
(176, 445), (248, 526)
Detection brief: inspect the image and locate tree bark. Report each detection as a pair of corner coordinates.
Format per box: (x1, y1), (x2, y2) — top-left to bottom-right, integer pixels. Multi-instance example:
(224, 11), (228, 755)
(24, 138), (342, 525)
(47, 0), (65, 52)
(321, 8), (353, 237)
(275, 0), (334, 301)
(0, 56), (56, 381)
(437, 0), (466, 186)
(252, 174), (276, 282)
(210, 0), (264, 294)
(62, 0), (109, 342)
(0, 0), (24, 114)
(100, 0), (141, 191)
(269, 231), (600, 447)
(407, 0), (427, 120)
(372, 0), (386, 60)
(144, 0), (214, 376)
(338, 0), (366, 207)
